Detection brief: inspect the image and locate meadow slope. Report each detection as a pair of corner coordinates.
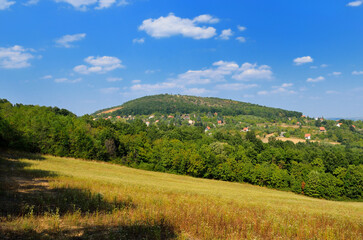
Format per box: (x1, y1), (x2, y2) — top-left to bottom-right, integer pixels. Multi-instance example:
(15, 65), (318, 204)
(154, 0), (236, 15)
(0, 151), (362, 239)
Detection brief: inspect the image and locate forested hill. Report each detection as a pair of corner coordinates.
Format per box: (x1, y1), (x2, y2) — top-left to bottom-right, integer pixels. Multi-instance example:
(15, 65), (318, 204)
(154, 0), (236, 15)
(93, 94), (302, 119)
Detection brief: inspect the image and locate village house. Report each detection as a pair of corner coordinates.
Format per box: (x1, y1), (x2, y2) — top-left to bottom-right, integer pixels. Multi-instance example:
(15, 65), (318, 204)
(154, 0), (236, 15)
(116, 116), (121, 119)
(242, 127), (249, 132)
(336, 123), (342, 127)
(145, 121), (150, 127)
(149, 115), (154, 119)
(168, 115), (174, 118)
(217, 120), (222, 125)
(320, 127), (326, 132)
(188, 120), (195, 125)
(205, 126), (211, 132)
(305, 133), (311, 140)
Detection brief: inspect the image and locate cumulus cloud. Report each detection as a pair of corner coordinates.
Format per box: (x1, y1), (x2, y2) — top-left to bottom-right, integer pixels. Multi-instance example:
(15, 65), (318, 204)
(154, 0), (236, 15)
(0, 0), (15, 10)
(0, 45), (35, 69)
(232, 63), (273, 81)
(330, 72), (342, 76)
(258, 83), (296, 95)
(55, 33), (86, 48)
(293, 56), (313, 65)
(132, 79), (141, 83)
(41, 75), (53, 79)
(307, 76), (325, 82)
(174, 60), (239, 85)
(100, 87), (119, 94)
(347, 1), (362, 7)
(352, 70), (363, 75)
(193, 14), (219, 23)
(107, 77), (122, 82)
(74, 56), (124, 74)
(129, 60), (272, 96)
(55, 0), (126, 10)
(132, 38), (145, 44)
(54, 77), (82, 83)
(219, 29), (233, 40)
(326, 90), (340, 94)
(139, 13), (218, 39)
(216, 83), (258, 90)
(237, 25), (247, 31)
(236, 36), (246, 43)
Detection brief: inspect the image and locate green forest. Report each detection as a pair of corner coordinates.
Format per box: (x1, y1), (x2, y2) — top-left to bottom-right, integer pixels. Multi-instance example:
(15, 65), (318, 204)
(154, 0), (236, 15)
(94, 94), (302, 119)
(1, 98), (362, 201)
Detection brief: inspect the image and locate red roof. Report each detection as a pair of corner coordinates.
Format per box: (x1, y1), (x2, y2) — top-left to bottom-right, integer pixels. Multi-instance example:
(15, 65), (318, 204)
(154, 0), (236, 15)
(218, 120), (222, 124)
(339, 123), (342, 125)
(305, 134), (311, 137)
(206, 126), (211, 130)
(320, 127), (326, 131)
(352, 125), (356, 128)
(243, 127), (248, 131)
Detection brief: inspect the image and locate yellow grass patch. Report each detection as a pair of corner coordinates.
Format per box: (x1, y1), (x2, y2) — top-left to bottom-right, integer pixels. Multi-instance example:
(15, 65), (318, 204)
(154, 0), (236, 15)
(1, 152), (362, 239)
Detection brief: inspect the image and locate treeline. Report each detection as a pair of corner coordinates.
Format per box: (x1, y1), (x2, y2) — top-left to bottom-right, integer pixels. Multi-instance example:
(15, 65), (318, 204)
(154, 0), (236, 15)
(95, 94), (302, 119)
(1, 99), (362, 200)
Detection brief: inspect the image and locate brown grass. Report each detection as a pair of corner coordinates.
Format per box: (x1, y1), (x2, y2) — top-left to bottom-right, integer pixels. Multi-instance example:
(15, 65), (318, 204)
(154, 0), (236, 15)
(0, 151), (362, 239)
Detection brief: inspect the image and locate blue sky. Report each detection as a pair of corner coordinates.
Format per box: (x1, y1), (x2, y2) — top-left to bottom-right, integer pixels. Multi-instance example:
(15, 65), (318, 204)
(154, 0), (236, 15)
(0, 0), (362, 117)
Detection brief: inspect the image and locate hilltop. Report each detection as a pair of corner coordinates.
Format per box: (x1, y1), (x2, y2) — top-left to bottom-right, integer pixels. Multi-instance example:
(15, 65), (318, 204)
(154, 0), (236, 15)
(93, 94), (302, 119)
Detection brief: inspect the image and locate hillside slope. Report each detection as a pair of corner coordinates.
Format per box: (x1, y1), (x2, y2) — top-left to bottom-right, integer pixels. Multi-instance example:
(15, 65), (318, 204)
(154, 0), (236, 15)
(1, 151), (362, 239)
(93, 94), (302, 119)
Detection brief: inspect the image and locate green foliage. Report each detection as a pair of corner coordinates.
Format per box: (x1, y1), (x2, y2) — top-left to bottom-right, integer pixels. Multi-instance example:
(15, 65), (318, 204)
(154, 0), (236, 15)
(93, 94), (302, 119)
(0, 99), (362, 201)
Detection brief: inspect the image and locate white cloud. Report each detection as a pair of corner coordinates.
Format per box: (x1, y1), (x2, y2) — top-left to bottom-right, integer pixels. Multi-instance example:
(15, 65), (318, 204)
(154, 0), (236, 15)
(107, 77), (123, 82)
(310, 66), (318, 69)
(0, 45), (34, 69)
(24, 0), (39, 5)
(257, 91), (268, 95)
(182, 87), (209, 95)
(74, 56), (124, 74)
(320, 64), (328, 68)
(293, 56), (313, 65)
(216, 83), (258, 90)
(131, 82), (179, 91)
(232, 63), (273, 81)
(129, 60), (272, 96)
(100, 87), (119, 94)
(0, 0), (15, 10)
(236, 36), (246, 43)
(331, 72), (342, 76)
(41, 75), (53, 79)
(347, 1), (362, 7)
(175, 60), (239, 85)
(95, 0), (115, 9)
(193, 14), (219, 24)
(55, 0), (125, 10)
(132, 79), (141, 83)
(258, 83), (296, 95)
(139, 13), (218, 39)
(132, 38), (145, 44)
(237, 25), (246, 31)
(145, 69), (160, 74)
(307, 76), (325, 82)
(54, 77), (82, 83)
(326, 90), (339, 94)
(117, 0), (128, 6)
(352, 70), (363, 75)
(219, 29), (233, 40)
(55, 33), (86, 48)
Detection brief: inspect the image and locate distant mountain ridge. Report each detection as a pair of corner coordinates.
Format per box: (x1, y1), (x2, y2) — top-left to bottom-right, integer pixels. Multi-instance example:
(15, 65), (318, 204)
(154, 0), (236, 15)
(93, 94), (302, 119)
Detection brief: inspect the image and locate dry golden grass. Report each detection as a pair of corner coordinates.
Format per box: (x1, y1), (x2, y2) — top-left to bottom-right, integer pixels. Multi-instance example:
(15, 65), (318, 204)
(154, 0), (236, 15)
(0, 151), (362, 239)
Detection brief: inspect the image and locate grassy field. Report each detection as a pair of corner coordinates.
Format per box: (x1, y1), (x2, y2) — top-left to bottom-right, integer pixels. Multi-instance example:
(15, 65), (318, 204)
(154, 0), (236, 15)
(0, 151), (362, 239)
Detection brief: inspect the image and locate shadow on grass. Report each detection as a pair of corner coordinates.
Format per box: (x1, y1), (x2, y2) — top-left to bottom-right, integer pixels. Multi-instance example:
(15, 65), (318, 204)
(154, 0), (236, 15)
(1, 222), (177, 240)
(0, 153), (135, 218)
